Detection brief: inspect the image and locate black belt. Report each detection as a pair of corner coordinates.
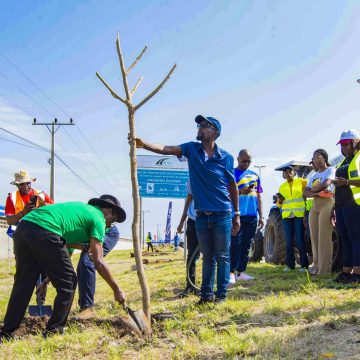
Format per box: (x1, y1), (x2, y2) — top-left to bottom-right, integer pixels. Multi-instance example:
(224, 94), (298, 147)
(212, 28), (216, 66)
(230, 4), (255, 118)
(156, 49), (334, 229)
(196, 210), (225, 216)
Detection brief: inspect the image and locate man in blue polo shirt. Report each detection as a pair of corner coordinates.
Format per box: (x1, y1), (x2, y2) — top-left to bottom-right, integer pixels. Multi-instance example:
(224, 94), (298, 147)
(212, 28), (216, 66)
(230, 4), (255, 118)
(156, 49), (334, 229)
(230, 149), (264, 284)
(132, 115), (240, 303)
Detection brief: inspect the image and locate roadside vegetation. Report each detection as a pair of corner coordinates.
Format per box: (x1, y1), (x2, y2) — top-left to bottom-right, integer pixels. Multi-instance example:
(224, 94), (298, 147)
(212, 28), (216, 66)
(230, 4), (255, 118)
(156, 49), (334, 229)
(1, 248), (360, 359)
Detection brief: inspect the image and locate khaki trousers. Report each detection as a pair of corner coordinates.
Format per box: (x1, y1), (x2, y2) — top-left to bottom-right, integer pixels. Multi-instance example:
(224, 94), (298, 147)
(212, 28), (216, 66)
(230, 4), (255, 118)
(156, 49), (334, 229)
(309, 197), (334, 275)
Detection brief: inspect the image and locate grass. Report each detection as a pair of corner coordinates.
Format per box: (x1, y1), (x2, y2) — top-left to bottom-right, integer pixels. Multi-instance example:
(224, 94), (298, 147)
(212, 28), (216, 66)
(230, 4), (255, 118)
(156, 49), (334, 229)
(1, 249), (360, 359)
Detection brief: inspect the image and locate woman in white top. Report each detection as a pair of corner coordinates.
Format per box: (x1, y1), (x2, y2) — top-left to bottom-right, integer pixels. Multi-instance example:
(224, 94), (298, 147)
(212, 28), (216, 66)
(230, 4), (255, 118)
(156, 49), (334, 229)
(303, 149), (336, 275)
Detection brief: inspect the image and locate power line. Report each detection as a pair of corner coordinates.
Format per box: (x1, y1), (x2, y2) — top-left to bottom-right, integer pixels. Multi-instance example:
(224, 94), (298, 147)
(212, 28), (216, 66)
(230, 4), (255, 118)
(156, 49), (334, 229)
(0, 52), (71, 118)
(0, 52), (120, 185)
(75, 125), (121, 185)
(55, 154), (100, 195)
(0, 125), (49, 152)
(0, 91), (35, 118)
(0, 136), (47, 151)
(0, 70), (56, 118)
(0, 126), (99, 195)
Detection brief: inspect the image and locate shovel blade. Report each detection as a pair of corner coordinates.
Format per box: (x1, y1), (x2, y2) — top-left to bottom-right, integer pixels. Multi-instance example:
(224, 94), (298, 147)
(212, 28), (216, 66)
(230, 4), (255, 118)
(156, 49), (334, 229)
(28, 305), (53, 317)
(128, 308), (152, 337)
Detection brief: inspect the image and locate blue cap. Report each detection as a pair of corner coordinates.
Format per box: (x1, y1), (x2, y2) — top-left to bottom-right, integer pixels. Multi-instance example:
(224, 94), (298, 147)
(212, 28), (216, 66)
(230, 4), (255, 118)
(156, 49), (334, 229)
(195, 115), (221, 136)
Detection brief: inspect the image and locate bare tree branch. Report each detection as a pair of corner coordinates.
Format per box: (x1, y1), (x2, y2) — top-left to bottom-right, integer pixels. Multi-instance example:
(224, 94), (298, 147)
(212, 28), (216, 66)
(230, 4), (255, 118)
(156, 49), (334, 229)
(127, 46), (147, 74)
(96, 72), (126, 104)
(131, 76), (144, 95)
(134, 64), (177, 111)
(116, 32), (131, 100)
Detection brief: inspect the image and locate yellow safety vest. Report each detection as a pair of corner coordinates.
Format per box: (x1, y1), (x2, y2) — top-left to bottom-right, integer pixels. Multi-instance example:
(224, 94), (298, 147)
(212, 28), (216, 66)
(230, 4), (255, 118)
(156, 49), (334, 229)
(279, 178), (306, 219)
(338, 150), (360, 205)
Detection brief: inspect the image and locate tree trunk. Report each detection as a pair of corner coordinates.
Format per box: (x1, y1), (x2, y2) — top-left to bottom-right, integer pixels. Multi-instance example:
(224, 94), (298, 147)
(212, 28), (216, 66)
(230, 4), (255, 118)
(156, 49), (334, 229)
(128, 108), (151, 320)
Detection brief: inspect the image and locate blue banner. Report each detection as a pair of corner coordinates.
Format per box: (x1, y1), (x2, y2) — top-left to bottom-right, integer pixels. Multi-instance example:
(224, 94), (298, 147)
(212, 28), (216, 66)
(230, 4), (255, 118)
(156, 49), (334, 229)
(164, 201), (172, 243)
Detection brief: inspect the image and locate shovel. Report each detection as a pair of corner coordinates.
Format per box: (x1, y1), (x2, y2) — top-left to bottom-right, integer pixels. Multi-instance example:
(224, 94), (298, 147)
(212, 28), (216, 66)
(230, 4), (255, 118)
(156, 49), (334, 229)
(122, 302), (151, 338)
(28, 275), (53, 317)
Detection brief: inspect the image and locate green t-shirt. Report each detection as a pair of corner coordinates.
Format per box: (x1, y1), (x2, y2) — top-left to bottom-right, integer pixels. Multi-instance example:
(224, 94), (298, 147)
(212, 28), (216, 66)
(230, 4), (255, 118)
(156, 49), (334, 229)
(23, 202), (105, 245)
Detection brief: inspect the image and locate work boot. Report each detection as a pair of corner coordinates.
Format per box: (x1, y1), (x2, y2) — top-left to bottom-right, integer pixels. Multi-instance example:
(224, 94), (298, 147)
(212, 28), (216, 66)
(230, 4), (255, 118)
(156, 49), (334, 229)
(0, 331), (14, 344)
(76, 307), (96, 320)
(42, 327), (64, 339)
(196, 297), (214, 306)
(335, 272), (352, 284)
(179, 286), (199, 298)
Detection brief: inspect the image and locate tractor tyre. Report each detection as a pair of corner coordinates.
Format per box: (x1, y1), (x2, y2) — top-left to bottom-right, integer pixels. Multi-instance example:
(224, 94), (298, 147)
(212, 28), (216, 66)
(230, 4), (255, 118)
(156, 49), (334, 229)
(264, 208), (286, 264)
(332, 229), (342, 272)
(249, 229), (264, 262)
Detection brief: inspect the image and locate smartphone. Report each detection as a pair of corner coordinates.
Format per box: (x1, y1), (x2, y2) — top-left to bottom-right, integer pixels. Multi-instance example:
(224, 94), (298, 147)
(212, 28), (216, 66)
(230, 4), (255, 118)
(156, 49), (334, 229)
(30, 195), (38, 206)
(248, 183), (255, 189)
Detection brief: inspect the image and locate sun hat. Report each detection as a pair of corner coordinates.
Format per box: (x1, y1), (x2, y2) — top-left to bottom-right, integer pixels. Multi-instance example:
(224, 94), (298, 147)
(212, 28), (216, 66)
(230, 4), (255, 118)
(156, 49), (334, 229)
(88, 194), (126, 223)
(10, 170), (36, 185)
(195, 115), (221, 136)
(337, 129), (360, 145)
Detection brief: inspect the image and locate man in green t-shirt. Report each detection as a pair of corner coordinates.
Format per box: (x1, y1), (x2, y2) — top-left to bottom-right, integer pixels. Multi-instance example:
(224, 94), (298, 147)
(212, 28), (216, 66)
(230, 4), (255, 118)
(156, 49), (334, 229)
(0, 194), (126, 341)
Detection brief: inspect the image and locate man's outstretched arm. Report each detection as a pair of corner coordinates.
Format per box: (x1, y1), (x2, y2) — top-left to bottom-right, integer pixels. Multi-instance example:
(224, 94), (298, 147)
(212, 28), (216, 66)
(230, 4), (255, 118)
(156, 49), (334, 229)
(129, 135), (182, 156)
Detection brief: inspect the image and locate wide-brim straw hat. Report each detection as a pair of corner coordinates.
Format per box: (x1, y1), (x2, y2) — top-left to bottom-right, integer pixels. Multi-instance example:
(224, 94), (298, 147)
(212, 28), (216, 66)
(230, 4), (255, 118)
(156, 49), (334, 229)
(10, 170), (36, 185)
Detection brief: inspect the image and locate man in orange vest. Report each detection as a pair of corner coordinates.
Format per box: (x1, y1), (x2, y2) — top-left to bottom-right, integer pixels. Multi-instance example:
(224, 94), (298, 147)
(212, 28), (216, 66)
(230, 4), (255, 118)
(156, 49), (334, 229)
(5, 170), (53, 230)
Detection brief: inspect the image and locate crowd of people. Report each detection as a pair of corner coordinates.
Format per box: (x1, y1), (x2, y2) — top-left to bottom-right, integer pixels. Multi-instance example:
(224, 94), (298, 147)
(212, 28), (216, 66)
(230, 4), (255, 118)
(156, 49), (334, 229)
(1, 115), (359, 343)
(135, 116), (360, 302)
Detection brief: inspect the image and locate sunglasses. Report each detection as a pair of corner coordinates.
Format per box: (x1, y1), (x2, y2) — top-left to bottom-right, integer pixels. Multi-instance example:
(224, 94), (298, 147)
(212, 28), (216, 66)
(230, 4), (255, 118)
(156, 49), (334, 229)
(197, 123), (216, 131)
(241, 159), (251, 164)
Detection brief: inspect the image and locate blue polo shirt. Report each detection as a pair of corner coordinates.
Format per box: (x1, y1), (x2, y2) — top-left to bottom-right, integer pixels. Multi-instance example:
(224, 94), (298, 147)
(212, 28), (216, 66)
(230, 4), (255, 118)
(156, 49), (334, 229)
(179, 141), (235, 212)
(235, 168), (263, 217)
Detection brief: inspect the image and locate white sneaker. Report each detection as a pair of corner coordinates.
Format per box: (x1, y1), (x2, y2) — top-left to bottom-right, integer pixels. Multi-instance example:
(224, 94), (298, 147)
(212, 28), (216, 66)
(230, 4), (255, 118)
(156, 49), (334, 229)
(237, 272), (255, 281)
(229, 273), (236, 285)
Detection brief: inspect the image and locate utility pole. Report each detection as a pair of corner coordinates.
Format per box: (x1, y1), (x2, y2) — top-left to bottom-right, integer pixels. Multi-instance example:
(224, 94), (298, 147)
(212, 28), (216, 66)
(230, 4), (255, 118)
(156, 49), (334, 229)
(32, 118), (74, 200)
(254, 164), (266, 179)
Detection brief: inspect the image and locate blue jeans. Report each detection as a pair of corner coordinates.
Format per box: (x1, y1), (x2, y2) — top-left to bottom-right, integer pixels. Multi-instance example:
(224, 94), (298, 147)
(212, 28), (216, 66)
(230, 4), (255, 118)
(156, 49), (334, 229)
(195, 212), (232, 300)
(283, 217), (309, 269)
(230, 216), (258, 273)
(77, 226), (119, 309)
(336, 203), (360, 267)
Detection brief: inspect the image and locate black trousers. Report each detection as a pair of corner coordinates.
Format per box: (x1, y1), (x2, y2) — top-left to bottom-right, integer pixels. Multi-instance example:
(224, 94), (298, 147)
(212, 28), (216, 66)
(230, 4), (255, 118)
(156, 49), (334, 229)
(147, 243), (154, 252)
(186, 218), (200, 287)
(1, 221), (77, 334)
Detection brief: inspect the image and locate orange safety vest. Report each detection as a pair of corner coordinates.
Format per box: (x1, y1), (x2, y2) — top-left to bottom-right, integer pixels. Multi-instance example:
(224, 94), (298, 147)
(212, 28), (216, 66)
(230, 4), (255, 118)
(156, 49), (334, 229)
(10, 190), (46, 214)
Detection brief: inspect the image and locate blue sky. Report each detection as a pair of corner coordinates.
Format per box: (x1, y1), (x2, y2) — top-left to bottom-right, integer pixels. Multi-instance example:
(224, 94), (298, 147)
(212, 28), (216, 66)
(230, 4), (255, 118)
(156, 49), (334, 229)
(1, 1), (360, 238)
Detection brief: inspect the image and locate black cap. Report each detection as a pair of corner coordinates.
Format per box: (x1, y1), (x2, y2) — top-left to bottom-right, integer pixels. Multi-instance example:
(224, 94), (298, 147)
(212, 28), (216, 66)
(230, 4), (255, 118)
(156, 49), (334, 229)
(88, 194), (126, 223)
(314, 149), (330, 166)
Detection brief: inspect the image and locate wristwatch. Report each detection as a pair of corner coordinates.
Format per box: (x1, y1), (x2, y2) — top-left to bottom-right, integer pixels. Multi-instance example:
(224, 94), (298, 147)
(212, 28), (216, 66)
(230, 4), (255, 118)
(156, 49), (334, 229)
(234, 210), (240, 215)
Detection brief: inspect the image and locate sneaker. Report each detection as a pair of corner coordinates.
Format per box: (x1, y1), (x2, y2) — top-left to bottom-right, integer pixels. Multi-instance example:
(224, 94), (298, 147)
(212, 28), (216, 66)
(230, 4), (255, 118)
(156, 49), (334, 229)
(298, 268), (307, 273)
(196, 297), (214, 306)
(335, 272), (352, 284)
(237, 272), (255, 281)
(283, 266), (294, 272)
(75, 307), (96, 320)
(229, 273), (236, 285)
